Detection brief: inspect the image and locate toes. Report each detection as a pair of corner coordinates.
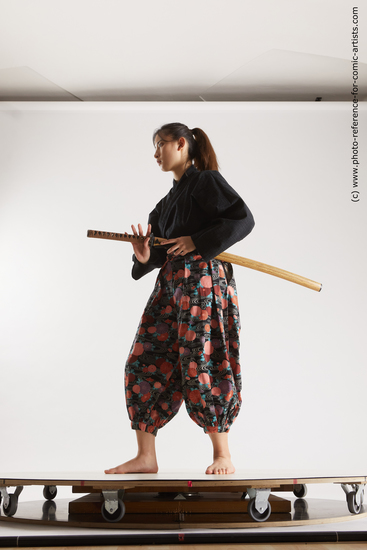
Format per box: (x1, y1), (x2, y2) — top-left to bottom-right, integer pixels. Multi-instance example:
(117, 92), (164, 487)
(206, 465), (227, 475)
(212, 467), (230, 475)
(206, 463), (233, 475)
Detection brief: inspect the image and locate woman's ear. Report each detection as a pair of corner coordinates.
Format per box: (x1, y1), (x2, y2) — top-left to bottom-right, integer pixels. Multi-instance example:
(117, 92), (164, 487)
(177, 137), (186, 151)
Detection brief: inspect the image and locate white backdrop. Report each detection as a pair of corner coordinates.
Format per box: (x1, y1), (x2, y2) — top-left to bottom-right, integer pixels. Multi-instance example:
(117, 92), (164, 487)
(0, 102), (366, 501)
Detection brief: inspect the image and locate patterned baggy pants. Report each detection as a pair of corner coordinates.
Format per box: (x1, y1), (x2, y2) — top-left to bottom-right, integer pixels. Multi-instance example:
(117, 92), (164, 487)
(125, 252), (242, 435)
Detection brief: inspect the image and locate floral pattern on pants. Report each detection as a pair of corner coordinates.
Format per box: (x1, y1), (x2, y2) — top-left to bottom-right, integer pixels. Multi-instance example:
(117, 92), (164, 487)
(125, 252), (242, 435)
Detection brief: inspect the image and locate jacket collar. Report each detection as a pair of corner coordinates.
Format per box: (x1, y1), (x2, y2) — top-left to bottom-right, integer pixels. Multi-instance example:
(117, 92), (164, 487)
(173, 164), (197, 185)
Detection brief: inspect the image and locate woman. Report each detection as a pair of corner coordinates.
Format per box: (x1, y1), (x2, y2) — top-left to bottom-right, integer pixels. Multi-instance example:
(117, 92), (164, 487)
(105, 123), (254, 475)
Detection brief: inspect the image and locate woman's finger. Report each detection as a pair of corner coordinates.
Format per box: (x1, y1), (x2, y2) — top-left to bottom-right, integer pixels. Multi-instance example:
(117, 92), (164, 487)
(167, 243), (179, 254)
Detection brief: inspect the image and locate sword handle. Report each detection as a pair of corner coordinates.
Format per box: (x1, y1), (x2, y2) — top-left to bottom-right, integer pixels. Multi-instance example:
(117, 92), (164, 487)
(87, 230), (166, 248)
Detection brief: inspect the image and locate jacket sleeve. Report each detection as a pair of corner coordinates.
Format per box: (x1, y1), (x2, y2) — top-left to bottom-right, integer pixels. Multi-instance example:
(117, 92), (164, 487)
(190, 171), (255, 262)
(131, 205), (167, 280)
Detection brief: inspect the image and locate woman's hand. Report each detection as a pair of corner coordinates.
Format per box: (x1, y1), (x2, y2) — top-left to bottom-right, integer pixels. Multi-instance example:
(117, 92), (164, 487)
(131, 223), (151, 264)
(160, 236), (196, 256)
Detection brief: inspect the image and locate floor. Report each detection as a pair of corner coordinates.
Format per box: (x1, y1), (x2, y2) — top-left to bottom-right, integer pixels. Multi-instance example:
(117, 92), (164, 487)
(1, 512), (367, 548)
(2, 545), (367, 550)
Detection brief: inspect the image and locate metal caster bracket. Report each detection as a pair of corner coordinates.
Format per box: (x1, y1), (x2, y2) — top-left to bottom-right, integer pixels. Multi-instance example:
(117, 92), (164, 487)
(0, 486), (24, 517)
(342, 483), (365, 514)
(101, 489), (126, 522)
(0, 486), (23, 509)
(247, 487), (271, 515)
(102, 490), (119, 515)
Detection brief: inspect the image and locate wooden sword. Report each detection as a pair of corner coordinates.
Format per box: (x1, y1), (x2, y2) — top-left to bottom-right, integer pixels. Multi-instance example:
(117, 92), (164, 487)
(87, 229), (322, 292)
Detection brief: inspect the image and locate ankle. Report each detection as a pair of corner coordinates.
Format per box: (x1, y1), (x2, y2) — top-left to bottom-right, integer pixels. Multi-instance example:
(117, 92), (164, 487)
(136, 450), (157, 460)
(213, 451), (231, 459)
(208, 432), (231, 458)
(135, 430), (157, 459)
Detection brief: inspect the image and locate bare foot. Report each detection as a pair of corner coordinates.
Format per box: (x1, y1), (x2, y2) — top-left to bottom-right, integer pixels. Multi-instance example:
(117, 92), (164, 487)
(105, 430), (158, 474)
(206, 456), (235, 475)
(105, 455), (158, 474)
(206, 432), (235, 474)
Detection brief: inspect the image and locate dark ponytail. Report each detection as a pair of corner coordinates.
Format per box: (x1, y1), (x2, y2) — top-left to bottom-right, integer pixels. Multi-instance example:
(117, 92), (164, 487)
(152, 123), (219, 172)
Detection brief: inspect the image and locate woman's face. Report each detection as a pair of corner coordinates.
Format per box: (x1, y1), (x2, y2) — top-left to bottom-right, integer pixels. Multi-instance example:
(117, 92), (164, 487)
(154, 133), (186, 174)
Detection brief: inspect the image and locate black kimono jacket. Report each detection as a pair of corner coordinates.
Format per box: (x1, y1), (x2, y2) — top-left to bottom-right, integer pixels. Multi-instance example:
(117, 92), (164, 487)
(132, 165), (254, 280)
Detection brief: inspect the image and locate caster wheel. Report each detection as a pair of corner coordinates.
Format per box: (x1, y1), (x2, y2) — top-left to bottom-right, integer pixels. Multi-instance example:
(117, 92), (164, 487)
(101, 498), (125, 522)
(293, 484), (307, 498)
(43, 485), (57, 500)
(247, 498), (271, 522)
(347, 491), (362, 514)
(3, 495), (18, 517)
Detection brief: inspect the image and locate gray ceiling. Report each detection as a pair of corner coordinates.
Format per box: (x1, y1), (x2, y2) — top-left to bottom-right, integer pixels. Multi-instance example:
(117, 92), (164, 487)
(1, 0), (366, 102)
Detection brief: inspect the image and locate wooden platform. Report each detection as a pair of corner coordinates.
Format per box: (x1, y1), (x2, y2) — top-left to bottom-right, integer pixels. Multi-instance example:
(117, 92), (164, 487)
(1, 470), (366, 529)
(1, 470), (366, 489)
(68, 491), (291, 525)
(1, 497), (367, 529)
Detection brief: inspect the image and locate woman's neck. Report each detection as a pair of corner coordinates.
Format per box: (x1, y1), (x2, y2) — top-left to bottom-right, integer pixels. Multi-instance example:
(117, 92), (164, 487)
(172, 161), (192, 182)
